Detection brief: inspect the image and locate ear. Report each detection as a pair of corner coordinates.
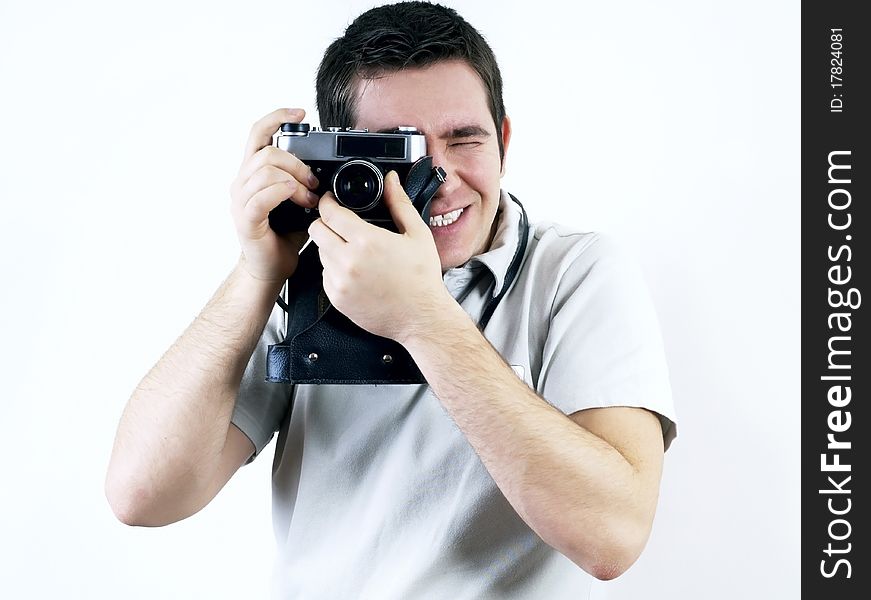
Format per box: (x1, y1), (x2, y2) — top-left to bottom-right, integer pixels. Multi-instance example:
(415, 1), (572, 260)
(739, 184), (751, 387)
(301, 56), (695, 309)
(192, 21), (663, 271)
(499, 115), (512, 177)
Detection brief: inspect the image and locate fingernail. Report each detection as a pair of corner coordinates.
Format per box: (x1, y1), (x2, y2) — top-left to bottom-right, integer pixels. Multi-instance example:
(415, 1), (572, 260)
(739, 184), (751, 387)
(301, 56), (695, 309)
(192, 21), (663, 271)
(308, 172), (320, 188)
(307, 191), (320, 205)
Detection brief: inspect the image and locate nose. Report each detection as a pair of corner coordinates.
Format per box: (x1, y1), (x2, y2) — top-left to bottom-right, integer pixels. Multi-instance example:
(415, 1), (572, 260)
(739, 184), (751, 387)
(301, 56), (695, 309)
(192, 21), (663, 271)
(427, 144), (460, 198)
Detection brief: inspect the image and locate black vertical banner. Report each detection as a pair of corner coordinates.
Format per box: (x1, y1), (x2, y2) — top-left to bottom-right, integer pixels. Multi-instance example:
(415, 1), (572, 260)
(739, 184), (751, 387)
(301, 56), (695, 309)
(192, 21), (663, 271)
(803, 3), (869, 598)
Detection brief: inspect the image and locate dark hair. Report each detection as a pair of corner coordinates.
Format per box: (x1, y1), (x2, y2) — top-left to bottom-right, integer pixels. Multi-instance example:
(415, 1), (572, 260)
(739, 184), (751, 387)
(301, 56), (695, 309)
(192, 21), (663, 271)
(316, 1), (506, 158)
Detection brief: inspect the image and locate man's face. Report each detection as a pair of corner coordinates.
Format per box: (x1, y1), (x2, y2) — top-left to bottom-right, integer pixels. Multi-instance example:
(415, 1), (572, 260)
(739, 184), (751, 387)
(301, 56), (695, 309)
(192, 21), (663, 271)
(353, 60), (510, 271)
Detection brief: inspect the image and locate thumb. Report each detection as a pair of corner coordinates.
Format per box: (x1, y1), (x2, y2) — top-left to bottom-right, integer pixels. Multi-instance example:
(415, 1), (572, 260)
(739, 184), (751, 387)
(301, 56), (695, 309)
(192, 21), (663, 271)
(383, 170), (427, 235)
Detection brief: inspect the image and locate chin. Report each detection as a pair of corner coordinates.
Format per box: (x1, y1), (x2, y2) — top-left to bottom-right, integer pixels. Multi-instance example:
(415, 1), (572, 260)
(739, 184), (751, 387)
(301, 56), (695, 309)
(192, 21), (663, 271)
(434, 235), (474, 270)
(431, 207), (495, 271)
(439, 254), (469, 272)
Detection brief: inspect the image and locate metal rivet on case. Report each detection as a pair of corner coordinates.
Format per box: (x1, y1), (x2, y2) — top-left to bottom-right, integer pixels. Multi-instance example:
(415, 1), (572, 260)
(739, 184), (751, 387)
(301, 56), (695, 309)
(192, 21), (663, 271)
(308, 352), (319, 362)
(382, 354), (393, 364)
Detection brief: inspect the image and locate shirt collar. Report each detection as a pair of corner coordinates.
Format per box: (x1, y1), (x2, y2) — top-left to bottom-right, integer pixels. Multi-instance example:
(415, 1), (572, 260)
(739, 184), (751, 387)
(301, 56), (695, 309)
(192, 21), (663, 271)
(461, 190), (523, 296)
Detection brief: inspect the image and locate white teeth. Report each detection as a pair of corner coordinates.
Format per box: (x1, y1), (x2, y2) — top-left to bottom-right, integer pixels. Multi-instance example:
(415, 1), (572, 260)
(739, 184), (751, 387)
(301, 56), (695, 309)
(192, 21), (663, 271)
(429, 207), (464, 227)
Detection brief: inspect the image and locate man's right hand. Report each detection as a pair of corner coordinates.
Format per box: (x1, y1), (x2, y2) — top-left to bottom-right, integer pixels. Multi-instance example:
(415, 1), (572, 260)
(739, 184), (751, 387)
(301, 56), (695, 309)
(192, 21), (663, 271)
(229, 108), (321, 282)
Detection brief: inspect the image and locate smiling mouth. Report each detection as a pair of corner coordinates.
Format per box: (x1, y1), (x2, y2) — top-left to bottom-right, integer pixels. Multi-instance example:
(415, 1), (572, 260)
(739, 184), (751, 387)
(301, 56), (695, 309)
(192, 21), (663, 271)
(429, 207), (464, 227)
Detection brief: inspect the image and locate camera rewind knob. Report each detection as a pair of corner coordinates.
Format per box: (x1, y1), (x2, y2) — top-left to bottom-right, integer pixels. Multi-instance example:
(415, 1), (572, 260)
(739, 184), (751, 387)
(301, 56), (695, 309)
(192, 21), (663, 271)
(280, 122), (310, 134)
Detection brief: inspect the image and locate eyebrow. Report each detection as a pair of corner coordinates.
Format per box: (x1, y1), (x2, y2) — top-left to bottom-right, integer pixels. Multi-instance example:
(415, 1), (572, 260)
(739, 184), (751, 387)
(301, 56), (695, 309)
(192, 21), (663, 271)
(443, 125), (491, 139)
(375, 125), (491, 139)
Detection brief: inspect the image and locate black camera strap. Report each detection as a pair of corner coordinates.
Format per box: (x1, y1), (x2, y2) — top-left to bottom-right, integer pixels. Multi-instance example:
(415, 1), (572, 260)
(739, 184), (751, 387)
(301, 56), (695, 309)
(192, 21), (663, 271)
(479, 192), (528, 331)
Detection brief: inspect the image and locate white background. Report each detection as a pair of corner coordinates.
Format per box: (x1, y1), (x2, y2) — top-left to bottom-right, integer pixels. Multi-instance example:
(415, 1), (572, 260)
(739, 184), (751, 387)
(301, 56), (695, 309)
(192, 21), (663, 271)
(0, 0), (799, 598)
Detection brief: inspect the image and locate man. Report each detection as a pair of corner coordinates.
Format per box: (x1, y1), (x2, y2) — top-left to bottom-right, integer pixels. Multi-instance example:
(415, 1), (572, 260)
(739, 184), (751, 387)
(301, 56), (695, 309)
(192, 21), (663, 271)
(106, 2), (677, 598)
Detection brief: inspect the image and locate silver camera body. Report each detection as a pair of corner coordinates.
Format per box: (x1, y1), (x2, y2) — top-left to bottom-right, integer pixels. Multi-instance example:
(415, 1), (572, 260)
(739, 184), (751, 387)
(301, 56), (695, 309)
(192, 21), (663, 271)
(269, 123), (436, 234)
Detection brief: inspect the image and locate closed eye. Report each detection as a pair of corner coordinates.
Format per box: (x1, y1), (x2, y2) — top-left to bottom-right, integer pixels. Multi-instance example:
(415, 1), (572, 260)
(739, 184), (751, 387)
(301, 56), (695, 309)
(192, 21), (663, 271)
(443, 125), (490, 149)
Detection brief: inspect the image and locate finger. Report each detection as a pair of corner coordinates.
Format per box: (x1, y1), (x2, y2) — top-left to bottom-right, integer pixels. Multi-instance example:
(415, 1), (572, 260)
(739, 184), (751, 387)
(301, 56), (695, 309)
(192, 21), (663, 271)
(320, 268), (343, 309)
(239, 145), (320, 193)
(242, 108), (305, 162)
(234, 180), (299, 230)
(382, 170), (429, 236)
(317, 192), (372, 241)
(308, 217), (348, 252)
(240, 165), (318, 209)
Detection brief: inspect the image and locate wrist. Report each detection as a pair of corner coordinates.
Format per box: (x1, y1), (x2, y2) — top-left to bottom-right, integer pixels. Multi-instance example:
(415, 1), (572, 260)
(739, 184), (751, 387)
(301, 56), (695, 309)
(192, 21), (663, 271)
(399, 290), (475, 351)
(233, 255), (287, 303)
(237, 254), (288, 287)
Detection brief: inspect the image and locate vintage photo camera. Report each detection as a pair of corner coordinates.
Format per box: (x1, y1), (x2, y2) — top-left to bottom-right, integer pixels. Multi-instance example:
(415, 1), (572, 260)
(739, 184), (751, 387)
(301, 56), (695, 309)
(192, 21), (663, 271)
(265, 123), (446, 385)
(268, 123), (445, 235)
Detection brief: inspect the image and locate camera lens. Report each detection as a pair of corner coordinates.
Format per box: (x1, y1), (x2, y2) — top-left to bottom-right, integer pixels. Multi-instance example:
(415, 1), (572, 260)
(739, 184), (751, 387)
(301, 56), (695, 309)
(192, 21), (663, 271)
(332, 160), (384, 212)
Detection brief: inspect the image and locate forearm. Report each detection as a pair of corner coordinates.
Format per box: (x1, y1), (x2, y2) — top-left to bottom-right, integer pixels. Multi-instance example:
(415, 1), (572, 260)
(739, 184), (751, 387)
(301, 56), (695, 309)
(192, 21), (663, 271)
(403, 297), (652, 578)
(106, 255), (284, 524)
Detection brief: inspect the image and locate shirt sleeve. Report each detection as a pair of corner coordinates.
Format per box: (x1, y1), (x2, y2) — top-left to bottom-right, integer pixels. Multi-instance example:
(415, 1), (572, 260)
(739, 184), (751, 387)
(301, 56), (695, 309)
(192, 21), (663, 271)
(231, 300), (293, 461)
(537, 233), (677, 450)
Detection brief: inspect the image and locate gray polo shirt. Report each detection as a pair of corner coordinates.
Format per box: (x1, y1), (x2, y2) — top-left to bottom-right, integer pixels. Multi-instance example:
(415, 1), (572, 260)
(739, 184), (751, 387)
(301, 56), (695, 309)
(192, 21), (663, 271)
(232, 191), (676, 599)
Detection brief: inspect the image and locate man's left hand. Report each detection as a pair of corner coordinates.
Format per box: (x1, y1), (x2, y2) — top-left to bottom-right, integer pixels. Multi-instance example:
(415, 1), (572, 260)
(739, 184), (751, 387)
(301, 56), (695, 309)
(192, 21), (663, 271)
(307, 170), (450, 344)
